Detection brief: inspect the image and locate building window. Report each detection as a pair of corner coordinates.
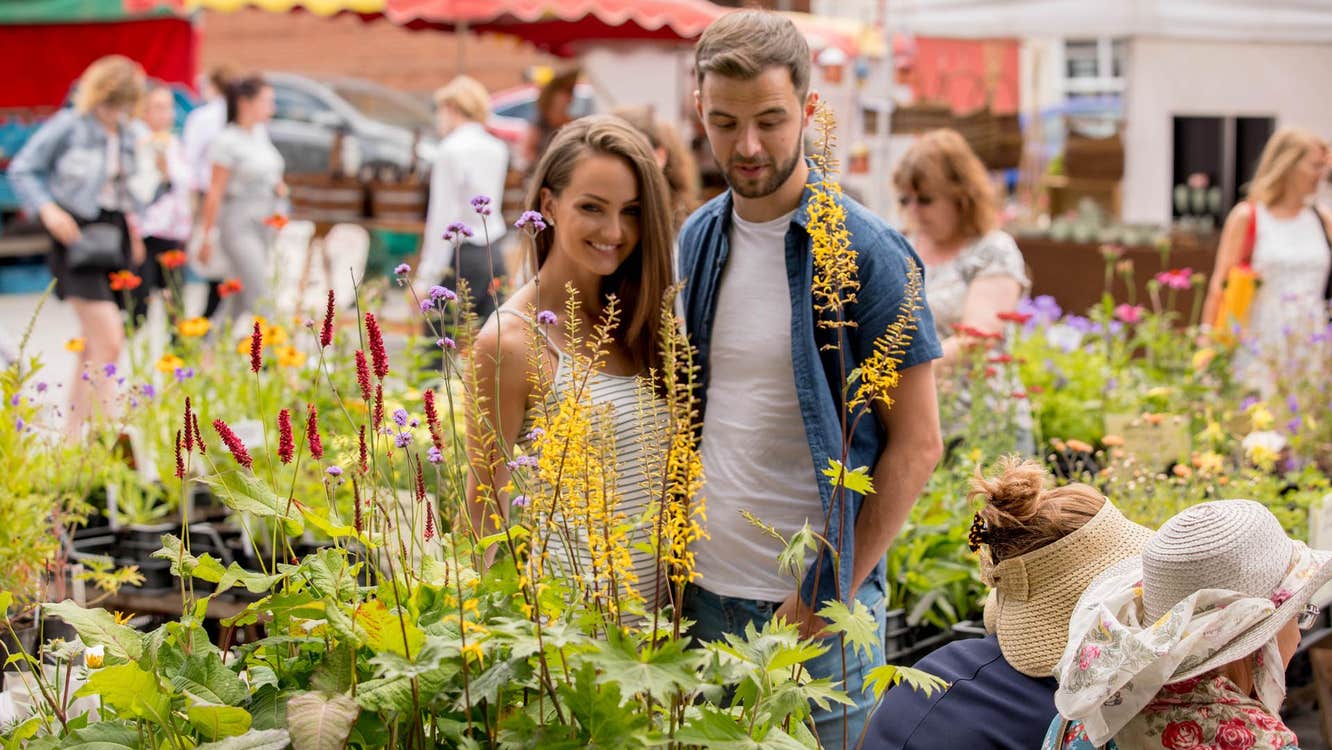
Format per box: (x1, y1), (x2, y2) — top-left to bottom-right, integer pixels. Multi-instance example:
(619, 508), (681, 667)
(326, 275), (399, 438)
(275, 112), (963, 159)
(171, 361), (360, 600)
(1062, 38), (1125, 97)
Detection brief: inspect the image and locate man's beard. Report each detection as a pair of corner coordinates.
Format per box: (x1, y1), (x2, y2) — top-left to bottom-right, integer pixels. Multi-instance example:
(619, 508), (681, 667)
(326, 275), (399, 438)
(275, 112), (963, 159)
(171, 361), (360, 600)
(725, 140), (803, 200)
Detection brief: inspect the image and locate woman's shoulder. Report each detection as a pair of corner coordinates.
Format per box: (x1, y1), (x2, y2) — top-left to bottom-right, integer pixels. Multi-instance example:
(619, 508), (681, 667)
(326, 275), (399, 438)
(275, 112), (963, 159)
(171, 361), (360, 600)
(968, 229), (1022, 260)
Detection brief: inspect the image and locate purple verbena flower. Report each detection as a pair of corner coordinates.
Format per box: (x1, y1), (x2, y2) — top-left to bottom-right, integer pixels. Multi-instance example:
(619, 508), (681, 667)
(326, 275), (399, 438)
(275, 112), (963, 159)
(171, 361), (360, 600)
(527, 427), (545, 441)
(511, 494), (529, 508)
(470, 195), (492, 216)
(536, 310), (557, 325)
(15, 417), (24, 432)
(174, 367), (195, 382)
(9, 394), (19, 407)
(429, 285), (457, 302)
(420, 298), (435, 311)
(394, 263), (411, 276)
(409, 418), (419, 428)
(437, 337), (456, 350)
(1287, 416), (1303, 434)
(443, 222), (474, 242)
(141, 384), (156, 399)
(392, 408), (409, 427)
(394, 431), (412, 448)
(327, 465), (343, 477)
(427, 446), (443, 464)
(103, 363), (117, 378)
(1239, 396), (1259, 412)
(35, 382), (47, 393)
(515, 210), (548, 233)
(506, 455), (538, 470)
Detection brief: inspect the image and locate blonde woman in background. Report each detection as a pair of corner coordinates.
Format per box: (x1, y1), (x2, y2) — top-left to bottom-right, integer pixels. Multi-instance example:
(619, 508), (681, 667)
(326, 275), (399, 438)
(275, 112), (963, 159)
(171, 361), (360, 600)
(1202, 128), (1331, 395)
(414, 75), (509, 321)
(127, 82), (192, 325)
(10, 55), (147, 437)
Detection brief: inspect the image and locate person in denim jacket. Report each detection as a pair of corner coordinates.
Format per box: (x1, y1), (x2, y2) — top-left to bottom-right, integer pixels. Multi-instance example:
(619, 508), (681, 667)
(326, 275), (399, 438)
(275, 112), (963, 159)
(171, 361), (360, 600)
(678, 11), (944, 748)
(10, 55), (146, 437)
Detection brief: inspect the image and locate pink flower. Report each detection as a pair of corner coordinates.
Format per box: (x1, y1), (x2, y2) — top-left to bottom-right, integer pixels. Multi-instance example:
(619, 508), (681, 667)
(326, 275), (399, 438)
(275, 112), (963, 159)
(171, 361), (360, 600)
(1270, 588), (1293, 607)
(1114, 304), (1146, 324)
(306, 403), (323, 460)
(212, 419), (253, 469)
(365, 312), (388, 379)
(1155, 267), (1194, 290)
(277, 408), (294, 464)
(354, 350), (372, 404)
(1161, 720), (1205, 750)
(1215, 717), (1256, 750)
(249, 321), (263, 373)
(1078, 644), (1101, 669)
(1242, 708), (1281, 732)
(320, 290), (335, 347)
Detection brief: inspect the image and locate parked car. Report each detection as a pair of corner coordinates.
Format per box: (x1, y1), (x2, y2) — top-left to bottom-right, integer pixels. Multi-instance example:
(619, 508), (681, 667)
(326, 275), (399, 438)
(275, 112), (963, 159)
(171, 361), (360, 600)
(266, 72), (437, 179)
(487, 82), (596, 150)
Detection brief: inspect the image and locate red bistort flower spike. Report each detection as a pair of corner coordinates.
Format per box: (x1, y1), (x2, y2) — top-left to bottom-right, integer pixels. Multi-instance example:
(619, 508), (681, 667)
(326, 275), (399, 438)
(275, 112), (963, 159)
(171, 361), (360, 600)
(365, 312), (388, 379)
(277, 408), (294, 464)
(306, 403), (323, 459)
(423, 503), (436, 542)
(352, 477), (364, 534)
(358, 425), (369, 474)
(250, 321), (263, 373)
(355, 350), (372, 403)
(213, 418), (252, 469)
(423, 388), (443, 450)
(373, 384), (384, 431)
(174, 429), (185, 479)
(414, 459), (426, 503)
(192, 412), (205, 454)
(183, 396), (194, 453)
(320, 289), (335, 348)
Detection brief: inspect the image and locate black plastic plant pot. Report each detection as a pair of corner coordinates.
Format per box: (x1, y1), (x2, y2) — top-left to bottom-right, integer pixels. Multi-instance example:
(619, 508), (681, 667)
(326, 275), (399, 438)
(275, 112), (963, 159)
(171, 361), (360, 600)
(951, 620), (988, 640)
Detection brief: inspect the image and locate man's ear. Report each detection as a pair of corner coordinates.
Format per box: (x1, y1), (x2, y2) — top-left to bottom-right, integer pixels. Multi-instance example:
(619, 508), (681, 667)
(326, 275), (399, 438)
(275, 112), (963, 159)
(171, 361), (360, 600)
(803, 90), (820, 124)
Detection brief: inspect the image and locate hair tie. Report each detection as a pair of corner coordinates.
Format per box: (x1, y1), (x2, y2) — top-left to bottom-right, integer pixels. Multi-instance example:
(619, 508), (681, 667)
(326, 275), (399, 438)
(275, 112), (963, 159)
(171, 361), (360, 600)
(968, 511), (990, 552)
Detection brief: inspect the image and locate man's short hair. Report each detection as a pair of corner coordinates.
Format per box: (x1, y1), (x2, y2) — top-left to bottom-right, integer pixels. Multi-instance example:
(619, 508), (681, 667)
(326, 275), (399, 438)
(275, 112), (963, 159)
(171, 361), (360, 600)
(695, 10), (811, 100)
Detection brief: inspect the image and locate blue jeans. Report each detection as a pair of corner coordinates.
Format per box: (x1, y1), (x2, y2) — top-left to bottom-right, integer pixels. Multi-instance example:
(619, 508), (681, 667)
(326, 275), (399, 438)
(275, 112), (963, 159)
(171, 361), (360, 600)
(683, 580), (887, 750)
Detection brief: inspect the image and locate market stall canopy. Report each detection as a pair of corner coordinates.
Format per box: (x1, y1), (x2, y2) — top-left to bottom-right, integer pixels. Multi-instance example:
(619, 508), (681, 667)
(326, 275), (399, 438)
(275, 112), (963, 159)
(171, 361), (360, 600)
(782, 11), (885, 58)
(383, 0), (722, 56)
(886, 0), (1332, 43)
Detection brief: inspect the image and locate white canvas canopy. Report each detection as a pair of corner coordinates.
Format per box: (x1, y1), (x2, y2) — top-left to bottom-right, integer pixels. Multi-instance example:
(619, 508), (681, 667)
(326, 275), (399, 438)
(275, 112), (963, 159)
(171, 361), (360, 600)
(886, 0), (1332, 44)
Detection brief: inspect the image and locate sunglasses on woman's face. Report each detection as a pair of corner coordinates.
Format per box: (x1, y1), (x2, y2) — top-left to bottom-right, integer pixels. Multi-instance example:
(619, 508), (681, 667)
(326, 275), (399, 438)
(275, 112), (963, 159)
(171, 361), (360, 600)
(1298, 603), (1321, 631)
(898, 194), (934, 208)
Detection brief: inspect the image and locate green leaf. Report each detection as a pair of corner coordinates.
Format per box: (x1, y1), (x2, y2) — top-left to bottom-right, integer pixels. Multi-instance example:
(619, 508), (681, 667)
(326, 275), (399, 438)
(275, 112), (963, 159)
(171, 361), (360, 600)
(171, 652), (249, 706)
(675, 706), (759, 749)
(310, 641), (355, 693)
(556, 663), (649, 749)
(594, 628), (699, 699)
(247, 687), (289, 731)
(195, 729), (292, 750)
(286, 691), (359, 750)
(354, 599), (424, 657)
(821, 459), (874, 495)
(74, 663), (169, 722)
(777, 522), (821, 581)
(353, 676), (417, 714)
(863, 664), (949, 701)
(155, 534), (285, 595)
(476, 524), (530, 552)
(302, 548), (358, 601)
(205, 470), (304, 535)
(0, 591), (13, 619)
(188, 704), (254, 740)
(42, 601), (143, 661)
(300, 504), (357, 539)
(42, 722), (139, 748)
(816, 599), (879, 661)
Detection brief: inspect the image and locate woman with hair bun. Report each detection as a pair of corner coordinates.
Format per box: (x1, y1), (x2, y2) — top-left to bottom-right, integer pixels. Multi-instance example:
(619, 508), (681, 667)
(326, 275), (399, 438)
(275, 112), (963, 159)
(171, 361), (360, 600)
(864, 456), (1152, 750)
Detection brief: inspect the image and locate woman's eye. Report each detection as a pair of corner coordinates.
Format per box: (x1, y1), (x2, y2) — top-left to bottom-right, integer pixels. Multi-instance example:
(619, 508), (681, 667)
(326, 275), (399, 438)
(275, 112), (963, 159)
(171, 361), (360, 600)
(623, 206), (641, 217)
(580, 204), (601, 214)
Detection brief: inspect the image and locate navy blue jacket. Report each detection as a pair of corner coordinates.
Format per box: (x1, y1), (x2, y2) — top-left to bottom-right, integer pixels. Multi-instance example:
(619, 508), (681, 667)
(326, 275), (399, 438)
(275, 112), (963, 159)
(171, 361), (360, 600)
(865, 635), (1059, 750)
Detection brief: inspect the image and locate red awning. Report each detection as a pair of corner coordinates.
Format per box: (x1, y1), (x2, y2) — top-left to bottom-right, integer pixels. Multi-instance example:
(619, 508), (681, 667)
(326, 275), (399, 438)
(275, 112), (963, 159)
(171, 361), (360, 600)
(384, 0), (723, 55)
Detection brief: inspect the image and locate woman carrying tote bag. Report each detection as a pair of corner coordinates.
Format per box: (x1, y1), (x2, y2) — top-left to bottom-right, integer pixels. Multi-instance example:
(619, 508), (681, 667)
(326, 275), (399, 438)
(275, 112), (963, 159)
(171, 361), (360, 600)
(9, 55), (147, 438)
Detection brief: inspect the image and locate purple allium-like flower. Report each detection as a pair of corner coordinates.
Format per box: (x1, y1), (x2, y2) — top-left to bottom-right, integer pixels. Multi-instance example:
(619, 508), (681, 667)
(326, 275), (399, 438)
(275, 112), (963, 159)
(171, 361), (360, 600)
(174, 367), (195, 382)
(527, 427), (545, 441)
(103, 363), (117, 378)
(427, 446), (443, 464)
(1288, 416), (1303, 435)
(506, 455), (538, 470)
(511, 494), (529, 508)
(392, 408), (409, 427)
(81, 372), (90, 381)
(437, 337), (456, 350)
(515, 210), (548, 233)
(35, 382), (47, 393)
(1287, 394), (1300, 415)
(420, 298), (435, 311)
(429, 285), (457, 302)
(327, 465), (343, 477)
(394, 431), (412, 448)
(410, 418), (419, 428)
(9, 394), (19, 407)
(394, 263), (411, 276)
(1240, 396), (1259, 412)
(470, 195), (492, 215)
(442, 222), (474, 242)
(536, 310), (557, 325)
(15, 417), (24, 432)
(141, 384), (156, 399)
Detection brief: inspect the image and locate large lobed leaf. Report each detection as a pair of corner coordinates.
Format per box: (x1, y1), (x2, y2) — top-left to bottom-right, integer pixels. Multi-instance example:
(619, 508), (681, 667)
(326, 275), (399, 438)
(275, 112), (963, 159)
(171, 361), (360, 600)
(287, 691), (359, 750)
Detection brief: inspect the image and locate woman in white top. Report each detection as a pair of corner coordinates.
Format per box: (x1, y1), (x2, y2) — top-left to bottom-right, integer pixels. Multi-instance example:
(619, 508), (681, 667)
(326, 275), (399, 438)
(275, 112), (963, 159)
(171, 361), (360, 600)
(894, 128), (1034, 453)
(414, 76), (509, 321)
(197, 75), (286, 324)
(1203, 128), (1331, 395)
(464, 116), (675, 613)
(127, 83), (192, 324)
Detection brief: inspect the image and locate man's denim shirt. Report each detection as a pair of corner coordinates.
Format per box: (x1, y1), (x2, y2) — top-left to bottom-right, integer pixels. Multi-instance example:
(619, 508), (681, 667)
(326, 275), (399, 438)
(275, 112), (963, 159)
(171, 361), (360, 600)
(10, 108), (139, 221)
(678, 182), (942, 609)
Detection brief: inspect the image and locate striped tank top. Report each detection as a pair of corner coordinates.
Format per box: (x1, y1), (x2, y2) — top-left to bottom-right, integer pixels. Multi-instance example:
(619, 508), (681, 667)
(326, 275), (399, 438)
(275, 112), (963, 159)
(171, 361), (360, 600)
(500, 310), (670, 610)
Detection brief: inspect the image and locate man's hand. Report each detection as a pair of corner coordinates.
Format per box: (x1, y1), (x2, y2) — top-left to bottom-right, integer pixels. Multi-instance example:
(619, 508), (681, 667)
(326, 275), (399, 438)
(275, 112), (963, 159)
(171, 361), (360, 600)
(773, 591), (830, 640)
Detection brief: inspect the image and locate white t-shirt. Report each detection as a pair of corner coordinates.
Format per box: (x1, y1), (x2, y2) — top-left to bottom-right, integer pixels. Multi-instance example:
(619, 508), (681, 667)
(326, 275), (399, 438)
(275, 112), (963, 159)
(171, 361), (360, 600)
(692, 208), (821, 601)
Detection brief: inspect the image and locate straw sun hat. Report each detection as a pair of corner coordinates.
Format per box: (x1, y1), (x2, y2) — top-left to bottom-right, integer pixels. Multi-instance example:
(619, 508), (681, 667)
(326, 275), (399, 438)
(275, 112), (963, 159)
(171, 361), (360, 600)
(1135, 499), (1332, 681)
(980, 500), (1153, 677)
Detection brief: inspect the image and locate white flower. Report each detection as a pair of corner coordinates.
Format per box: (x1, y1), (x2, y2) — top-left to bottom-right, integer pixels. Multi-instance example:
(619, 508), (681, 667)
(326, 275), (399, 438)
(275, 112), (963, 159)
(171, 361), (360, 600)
(1241, 430), (1286, 455)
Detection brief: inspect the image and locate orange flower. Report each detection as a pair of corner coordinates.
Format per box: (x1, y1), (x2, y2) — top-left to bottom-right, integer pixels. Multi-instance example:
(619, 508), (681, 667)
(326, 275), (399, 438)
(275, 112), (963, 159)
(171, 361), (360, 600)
(108, 270), (142, 291)
(1066, 439), (1094, 453)
(176, 316), (211, 338)
(1102, 434), (1125, 447)
(157, 249), (188, 270)
(264, 214), (289, 230)
(1141, 412), (1166, 426)
(218, 278), (243, 298)
(65, 337), (85, 352)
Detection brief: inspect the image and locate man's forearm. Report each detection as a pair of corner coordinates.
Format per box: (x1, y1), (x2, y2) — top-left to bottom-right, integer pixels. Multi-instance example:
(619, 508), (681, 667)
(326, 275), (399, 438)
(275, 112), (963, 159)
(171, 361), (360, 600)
(848, 434), (941, 596)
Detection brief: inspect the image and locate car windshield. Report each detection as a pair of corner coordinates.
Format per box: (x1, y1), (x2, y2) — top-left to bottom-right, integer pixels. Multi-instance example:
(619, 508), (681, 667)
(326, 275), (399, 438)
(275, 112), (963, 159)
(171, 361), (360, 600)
(331, 85), (432, 131)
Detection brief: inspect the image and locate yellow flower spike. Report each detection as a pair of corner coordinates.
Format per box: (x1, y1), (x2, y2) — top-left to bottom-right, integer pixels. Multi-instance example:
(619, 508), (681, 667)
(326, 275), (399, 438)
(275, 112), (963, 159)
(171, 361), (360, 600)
(155, 353), (185, 373)
(463, 598), (479, 615)
(460, 642), (484, 665)
(65, 337), (85, 352)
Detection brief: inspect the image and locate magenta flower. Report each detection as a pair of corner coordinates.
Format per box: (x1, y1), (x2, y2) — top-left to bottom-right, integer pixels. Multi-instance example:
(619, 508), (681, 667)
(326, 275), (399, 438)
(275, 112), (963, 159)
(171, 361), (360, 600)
(394, 262), (411, 276)
(365, 312), (389, 379)
(320, 289), (335, 348)
(277, 408), (294, 464)
(1154, 267), (1193, 290)
(515, 210), (547, 233)
(443, 222), (474, 242)
(213, 419), (253, 469)
(437, 337), (455, 350)
(1114, 304), (1145, 324)
(306, 403), (323, 459)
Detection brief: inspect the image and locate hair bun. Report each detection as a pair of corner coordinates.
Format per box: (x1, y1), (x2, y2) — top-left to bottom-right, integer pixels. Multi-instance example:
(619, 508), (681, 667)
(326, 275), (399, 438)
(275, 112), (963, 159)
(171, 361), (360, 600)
(972, 455), (1046, 521)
